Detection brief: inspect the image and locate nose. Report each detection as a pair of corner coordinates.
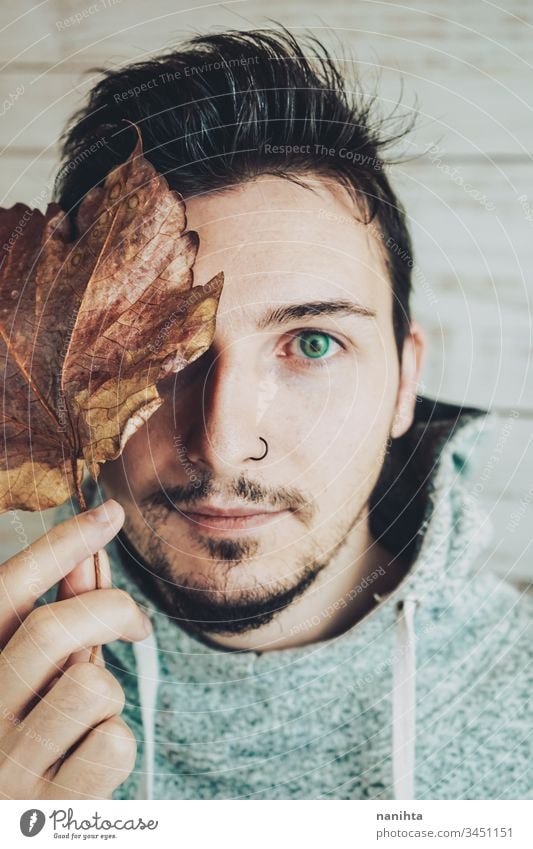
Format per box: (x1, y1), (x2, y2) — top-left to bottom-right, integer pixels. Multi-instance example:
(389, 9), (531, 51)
(182, 346), (272, 474)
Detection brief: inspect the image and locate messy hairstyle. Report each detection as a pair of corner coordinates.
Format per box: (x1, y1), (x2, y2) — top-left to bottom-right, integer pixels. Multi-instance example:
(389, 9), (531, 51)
(54, 24), (418, 361)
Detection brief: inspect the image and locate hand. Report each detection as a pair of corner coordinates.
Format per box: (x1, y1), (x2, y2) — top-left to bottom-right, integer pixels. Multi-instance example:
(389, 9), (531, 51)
(0, 499), (152, 799)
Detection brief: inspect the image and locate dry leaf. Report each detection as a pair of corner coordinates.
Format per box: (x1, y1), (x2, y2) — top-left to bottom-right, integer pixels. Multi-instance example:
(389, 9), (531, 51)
(0, 127), (224, 513)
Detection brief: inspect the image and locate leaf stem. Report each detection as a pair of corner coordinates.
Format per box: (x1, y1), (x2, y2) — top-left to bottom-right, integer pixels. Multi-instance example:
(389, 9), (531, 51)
(72, 455), (101, 665)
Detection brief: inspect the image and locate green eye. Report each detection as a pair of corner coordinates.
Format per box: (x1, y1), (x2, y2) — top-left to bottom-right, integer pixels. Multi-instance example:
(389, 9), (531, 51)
(299, 331), (330, 358)
(295, 330), (340, 361)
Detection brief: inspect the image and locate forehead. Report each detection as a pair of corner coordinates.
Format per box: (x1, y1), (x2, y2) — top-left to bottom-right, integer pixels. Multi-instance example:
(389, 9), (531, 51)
(185, 175), (390, 317)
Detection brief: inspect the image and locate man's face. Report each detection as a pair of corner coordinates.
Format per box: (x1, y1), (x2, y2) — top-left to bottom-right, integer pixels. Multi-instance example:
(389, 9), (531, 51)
(100, 175), (411, 636)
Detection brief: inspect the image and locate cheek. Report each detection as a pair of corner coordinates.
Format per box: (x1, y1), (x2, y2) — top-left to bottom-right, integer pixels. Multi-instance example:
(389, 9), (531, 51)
(277, 370), (393, 492)
(102, 411), (176, 497)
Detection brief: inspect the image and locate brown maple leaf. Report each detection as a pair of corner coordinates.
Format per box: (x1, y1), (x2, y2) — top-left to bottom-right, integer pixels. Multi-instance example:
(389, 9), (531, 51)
(0, 128), (224, 653)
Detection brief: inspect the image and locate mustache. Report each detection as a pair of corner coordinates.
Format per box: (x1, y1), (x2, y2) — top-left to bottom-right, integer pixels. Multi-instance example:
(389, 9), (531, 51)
(140, 472), (315, 524)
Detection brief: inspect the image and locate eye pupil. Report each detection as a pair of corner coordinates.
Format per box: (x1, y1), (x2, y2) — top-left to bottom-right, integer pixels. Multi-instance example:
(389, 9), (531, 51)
(299, 332), (330, 358)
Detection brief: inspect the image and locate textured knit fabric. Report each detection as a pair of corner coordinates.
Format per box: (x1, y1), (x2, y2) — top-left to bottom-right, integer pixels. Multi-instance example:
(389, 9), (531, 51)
(46, 395), (533, 800)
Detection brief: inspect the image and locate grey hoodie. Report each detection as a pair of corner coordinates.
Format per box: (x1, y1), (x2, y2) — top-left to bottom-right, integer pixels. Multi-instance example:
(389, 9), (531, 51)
(48, 395), (532, 800)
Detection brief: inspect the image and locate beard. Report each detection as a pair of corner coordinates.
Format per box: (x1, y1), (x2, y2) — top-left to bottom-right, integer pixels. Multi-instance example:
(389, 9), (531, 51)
(114, 471), (366, 641)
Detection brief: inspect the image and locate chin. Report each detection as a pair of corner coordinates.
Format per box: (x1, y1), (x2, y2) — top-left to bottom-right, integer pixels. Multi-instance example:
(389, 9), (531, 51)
(169, 554), (292, 595)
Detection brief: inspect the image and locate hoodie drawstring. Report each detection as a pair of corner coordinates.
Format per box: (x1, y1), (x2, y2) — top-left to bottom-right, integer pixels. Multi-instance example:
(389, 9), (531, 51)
(132, 600), (418, 801)
(133, 630), (160, 800)
(392, 597), (418, 800)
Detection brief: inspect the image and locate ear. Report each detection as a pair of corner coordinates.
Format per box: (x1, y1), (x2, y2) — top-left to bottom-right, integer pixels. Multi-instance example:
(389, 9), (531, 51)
(390, 319), (427, 439)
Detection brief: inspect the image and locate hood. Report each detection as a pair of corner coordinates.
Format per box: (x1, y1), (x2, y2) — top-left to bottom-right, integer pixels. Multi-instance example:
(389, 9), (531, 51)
(52, 393), (496, 800)
(367, 394), (494, 798)
(368, 394), (492, 563)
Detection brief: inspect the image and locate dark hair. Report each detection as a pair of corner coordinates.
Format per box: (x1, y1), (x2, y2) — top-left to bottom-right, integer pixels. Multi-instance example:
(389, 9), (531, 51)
(54, 24), (418, 361)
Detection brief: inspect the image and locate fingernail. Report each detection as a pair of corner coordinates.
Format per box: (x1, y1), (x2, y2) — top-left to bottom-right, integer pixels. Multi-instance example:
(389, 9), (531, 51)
(91, 499), (123, 524)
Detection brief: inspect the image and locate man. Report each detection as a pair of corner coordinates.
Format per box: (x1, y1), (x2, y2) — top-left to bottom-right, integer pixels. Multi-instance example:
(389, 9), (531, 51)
(0, 27), (530, 801)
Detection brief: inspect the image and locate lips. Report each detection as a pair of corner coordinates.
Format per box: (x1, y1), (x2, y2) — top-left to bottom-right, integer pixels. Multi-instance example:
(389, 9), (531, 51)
(183, 504), (279, 517)
(179, 506), (290, 533)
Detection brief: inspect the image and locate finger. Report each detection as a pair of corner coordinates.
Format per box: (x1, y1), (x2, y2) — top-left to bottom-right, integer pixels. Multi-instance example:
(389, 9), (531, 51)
(0, 499), (124, 645)
(3, 662), (125, 776)
(0, 588), (151, 725)
(58, 548), (112, 669)
(47, 716), (137, 799)
(56, 545), (112, 602)
(25, 550), (113, 705)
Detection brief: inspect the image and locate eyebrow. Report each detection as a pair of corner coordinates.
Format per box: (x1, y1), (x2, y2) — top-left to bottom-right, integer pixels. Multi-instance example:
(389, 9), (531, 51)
(256, 299), (377, 330)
